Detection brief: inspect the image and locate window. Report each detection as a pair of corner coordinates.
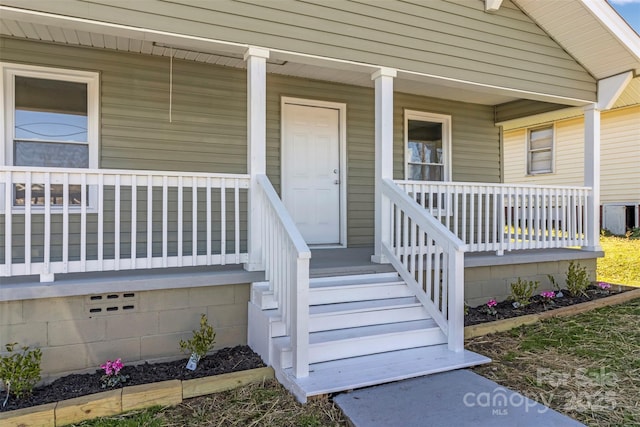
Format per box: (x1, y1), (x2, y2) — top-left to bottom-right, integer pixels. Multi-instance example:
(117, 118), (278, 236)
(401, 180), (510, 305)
(1, 63), (99, 206)
(404, 110), (451, 181)
(527, 125), (554, 175)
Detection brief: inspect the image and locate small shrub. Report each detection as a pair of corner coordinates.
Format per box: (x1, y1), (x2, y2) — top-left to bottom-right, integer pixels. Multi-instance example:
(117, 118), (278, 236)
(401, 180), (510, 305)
(626, 227), (640, 239)
(0, 343), (42, 407)
(547, 274), (564, 297)
(509, 278), (538, 308)
(180, 314), (216, 361)
(566, 261), (590, 297)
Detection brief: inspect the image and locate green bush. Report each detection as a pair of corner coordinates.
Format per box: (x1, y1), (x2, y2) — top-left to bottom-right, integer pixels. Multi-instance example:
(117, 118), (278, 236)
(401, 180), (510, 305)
(509, 278), (538, 307)
(179, 314), (216, 360)
(566, 261), (590, 297)
(0, 342), (42, 407)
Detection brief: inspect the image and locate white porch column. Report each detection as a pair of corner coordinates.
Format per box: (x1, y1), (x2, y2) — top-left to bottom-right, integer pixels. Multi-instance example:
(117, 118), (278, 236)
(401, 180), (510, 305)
(244, 46), (269, 271)
(371, 67), (396, 264)
(583, 103), (602, 252)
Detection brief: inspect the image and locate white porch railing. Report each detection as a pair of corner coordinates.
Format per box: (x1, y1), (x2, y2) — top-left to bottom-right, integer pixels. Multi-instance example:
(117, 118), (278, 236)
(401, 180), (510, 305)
(1, 166), (250, 281)
(395, 180), (592, 254)
(256, 174), (311, 377)
(381, 179), (466, 352)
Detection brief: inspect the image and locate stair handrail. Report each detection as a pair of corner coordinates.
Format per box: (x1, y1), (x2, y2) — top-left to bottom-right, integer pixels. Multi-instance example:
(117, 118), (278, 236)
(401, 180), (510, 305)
(381, 178), (467, 352)
(256, 174), (311, 377)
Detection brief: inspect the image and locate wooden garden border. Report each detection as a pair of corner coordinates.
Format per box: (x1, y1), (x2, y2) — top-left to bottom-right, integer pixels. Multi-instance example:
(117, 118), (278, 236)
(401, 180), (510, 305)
(465, 288), (640, 339)
(0, 366), (274, 427)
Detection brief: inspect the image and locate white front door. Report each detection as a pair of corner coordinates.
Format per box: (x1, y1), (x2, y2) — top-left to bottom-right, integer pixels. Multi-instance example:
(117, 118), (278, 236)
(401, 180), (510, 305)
(282, 102), (341, 245)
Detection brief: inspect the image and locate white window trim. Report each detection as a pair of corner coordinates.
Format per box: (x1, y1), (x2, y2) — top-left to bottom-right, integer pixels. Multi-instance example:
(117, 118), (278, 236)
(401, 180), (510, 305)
(1, 62), (100, 212)
(526, 123), (555, 176)
(404, 110), (452, 181)
(1, 62), (99, 168)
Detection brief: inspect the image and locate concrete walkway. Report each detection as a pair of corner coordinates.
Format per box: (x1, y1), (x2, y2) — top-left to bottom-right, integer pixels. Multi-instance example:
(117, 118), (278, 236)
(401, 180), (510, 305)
(334, 370), (584, 427)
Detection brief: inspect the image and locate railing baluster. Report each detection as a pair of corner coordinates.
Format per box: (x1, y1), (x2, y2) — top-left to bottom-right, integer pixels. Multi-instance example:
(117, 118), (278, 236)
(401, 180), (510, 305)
(4, 171), (13, 277)
(81, 173), (87, 271)
(192, 176), (198, 265)
(235, 179), (240, 264)
(25, 172), (32, 275)
(62, 173), (69, 273)
(206, 177), (212, 265)
(115, 174), (121, 270)
(461, 186), (467, 246)
(162, 176), (168, 268)
(147, 176), (153, 268)
(98, 173), (104, 271)
(177, 176), (183, 266)
(131, 175), (137, 265)
(220, 178), (226, 264)
(44, 172), (51, 277)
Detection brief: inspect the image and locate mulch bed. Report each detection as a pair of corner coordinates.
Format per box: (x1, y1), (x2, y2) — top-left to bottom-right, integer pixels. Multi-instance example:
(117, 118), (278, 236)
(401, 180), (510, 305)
(465, 285), (626, 326)
(1, 345), (265, 412)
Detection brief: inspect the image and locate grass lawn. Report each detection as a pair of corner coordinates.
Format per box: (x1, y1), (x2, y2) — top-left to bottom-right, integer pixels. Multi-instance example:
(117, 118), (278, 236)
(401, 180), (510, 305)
(70, 379), (347, 427)
(598, 236), (640, 287)
(467, 298), (640, 427)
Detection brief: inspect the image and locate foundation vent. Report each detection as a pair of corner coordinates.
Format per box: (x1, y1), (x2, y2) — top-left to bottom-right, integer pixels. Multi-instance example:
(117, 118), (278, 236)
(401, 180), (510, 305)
(86, 292), (138, 316)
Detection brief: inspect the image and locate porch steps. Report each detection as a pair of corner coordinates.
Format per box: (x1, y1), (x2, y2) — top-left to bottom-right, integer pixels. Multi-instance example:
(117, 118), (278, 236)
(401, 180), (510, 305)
(280, 344), (491, 399)
(248, 272), (489, 402)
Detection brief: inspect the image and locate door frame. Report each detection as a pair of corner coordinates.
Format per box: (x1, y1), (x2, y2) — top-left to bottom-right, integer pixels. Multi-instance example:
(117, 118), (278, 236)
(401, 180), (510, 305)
(280, 96), (347, 248)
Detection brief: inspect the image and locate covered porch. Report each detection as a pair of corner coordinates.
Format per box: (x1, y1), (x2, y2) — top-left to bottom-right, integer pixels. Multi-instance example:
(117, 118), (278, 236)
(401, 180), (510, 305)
(0, 3), (608, 401)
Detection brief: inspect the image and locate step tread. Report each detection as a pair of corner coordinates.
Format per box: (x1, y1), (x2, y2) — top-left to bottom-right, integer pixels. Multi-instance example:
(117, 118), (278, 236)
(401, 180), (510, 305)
(309, 297), (421, 315)
(309, 319), (439, 345)
(309, 273), (401, 288)
(283, 345), (491, 398)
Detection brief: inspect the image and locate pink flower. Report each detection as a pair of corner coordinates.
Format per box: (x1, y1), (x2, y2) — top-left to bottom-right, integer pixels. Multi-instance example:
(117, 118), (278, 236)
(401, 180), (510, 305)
(540, 291), (555, 299)
(101, 358), (124, 376)
(598, 282), (611, 290)
(487, 299), (497, 308)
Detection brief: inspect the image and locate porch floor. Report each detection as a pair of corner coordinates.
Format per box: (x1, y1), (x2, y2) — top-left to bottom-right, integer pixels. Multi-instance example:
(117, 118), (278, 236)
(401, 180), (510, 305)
(0, 247), (601, 302)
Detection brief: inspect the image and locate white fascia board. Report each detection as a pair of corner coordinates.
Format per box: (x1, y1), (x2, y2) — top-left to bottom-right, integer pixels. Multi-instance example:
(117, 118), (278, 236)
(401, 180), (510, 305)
(597, 71), (633, 110)
(580, 0), (640, 63)
(485, 0), (504, 12)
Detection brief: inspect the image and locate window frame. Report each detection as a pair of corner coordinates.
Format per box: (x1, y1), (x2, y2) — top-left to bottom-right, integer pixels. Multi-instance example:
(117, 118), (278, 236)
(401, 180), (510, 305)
(526, 124), (555, 175)
(404, 110), (452, 181)
(1, 62), (99, 211)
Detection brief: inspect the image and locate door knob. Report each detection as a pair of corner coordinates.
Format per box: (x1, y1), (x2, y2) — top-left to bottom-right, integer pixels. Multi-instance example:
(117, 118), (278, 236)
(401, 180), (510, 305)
(334, 180), (340, 185)
(333, 169), (339, 174)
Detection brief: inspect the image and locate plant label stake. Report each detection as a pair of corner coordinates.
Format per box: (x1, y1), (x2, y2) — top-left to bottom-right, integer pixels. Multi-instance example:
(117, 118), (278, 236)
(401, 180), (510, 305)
(186, 353), (200, 371)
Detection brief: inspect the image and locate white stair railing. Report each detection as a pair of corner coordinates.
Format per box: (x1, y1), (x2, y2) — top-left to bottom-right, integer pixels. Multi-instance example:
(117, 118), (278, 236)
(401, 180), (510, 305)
(381, 179), (467, 352)
(1, 166), (249, 281)
(256, 174), (311, 377)
(396, 180), (591, 254)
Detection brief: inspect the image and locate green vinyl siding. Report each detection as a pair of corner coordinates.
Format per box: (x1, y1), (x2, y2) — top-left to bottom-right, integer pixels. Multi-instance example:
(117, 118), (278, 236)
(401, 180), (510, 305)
(0, 37), (248, 174)
(0, 0), (596, 101)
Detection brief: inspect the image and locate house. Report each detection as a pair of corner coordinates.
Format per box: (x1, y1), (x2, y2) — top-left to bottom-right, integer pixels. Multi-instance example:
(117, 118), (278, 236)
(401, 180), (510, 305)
(501, 77), (640, 235)
(1, 0), (638, 402)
